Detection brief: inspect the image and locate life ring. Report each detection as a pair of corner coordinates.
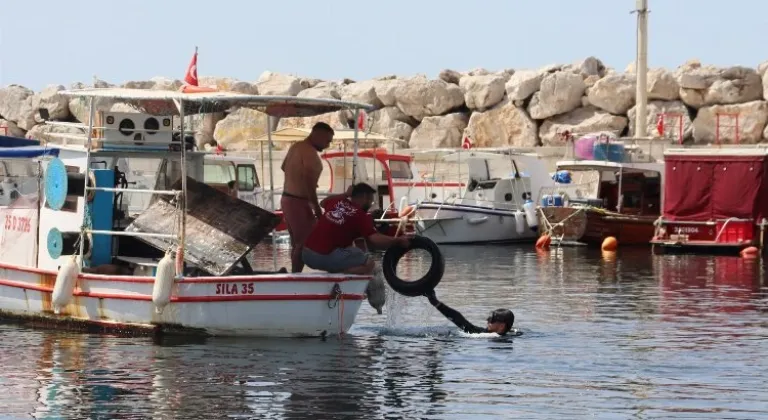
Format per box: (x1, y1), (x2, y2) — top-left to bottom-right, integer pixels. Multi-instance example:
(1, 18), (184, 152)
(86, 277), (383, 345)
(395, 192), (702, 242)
(381, 235), (444, 297)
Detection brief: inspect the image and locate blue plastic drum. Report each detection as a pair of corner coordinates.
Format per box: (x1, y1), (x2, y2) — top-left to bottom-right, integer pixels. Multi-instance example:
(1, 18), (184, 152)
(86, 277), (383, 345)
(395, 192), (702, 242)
(45, 158), (68, 211)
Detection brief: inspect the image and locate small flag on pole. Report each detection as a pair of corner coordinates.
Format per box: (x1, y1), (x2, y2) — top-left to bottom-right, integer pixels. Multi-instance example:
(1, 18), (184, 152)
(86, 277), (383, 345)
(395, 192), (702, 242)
(656, 115), (665, 136)
(357, 110), (367, 131)
(184, 47), (199, 86)
(462, 135), (473, 150)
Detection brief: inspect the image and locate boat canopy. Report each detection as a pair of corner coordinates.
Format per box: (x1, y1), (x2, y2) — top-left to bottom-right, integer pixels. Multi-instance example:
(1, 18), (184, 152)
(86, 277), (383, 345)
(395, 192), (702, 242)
(663, 149), (768, 222)
(0, 136), (59, 158)
(58, 88), (375, 117)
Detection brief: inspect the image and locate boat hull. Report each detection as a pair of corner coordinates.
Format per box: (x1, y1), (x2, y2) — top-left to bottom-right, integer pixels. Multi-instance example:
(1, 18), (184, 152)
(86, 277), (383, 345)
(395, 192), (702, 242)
(415, 203), (538, 244)
(538, 206), (657, 246)
(0, 262), (369, 338)
(650, 219), (761, 255)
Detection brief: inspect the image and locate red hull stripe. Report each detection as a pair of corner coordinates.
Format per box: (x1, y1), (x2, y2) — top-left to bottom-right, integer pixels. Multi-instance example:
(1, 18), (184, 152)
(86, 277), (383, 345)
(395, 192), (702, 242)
(0, 261), (371, 285)
(0, 278), (365, 302)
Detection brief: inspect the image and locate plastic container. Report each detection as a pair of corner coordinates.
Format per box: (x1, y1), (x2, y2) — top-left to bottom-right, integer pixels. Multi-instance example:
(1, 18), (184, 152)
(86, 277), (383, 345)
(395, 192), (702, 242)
(523, 200), (538, 230)
(540, 194), (564, 207)
(574, 136), (596, 160)
(552, 170), (572, 184)
(593, 142), (626, 163)
(514, 211), (526, 234)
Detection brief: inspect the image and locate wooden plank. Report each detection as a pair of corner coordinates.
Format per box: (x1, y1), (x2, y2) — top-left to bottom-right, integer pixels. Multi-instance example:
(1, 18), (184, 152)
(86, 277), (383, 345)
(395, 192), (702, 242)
(124, 177), (281, 275)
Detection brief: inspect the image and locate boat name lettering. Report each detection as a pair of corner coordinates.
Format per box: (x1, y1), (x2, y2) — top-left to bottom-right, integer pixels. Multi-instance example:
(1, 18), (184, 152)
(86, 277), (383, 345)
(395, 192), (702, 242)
(215, 282), (254, 295)
(674, 226), (699, 234)
(4, 215), (31, 233)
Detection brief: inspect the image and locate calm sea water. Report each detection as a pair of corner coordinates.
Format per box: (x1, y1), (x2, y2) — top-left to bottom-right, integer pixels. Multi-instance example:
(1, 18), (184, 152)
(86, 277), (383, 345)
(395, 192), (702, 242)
(0, 244), (767, 419)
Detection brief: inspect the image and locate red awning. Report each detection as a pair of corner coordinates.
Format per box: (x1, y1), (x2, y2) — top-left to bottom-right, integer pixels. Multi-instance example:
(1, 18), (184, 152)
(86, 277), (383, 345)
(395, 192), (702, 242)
(663, 154), (768, 222)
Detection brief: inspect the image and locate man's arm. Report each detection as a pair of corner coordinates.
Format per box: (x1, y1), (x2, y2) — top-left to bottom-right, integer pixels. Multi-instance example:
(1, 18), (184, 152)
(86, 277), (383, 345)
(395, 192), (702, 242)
(425, 291), (486, 334)
(300, 151), (322, 217)
(366, 232), (409, 250)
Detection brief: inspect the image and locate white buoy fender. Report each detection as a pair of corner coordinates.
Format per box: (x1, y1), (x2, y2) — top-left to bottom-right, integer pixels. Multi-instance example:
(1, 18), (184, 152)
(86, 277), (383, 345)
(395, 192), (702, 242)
(52, 256), (80, 314)
(523, 200), (538, 228)
(366, 266), (387, 315)
(514, 211), (526, 234)
(152, 252), (176, 314)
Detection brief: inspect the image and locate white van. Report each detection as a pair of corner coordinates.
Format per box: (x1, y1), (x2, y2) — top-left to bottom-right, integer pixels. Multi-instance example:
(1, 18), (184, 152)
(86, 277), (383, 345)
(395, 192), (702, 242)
(203, 155), (262, 206)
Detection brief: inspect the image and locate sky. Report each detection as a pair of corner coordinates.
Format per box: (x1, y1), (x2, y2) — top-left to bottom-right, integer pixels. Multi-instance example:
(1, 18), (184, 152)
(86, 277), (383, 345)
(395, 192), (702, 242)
(1, 0), (767, 91)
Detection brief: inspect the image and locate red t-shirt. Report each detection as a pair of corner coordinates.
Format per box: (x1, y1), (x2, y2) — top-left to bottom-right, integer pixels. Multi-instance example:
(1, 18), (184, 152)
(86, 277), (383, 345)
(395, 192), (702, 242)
(304, 196), (377, 254)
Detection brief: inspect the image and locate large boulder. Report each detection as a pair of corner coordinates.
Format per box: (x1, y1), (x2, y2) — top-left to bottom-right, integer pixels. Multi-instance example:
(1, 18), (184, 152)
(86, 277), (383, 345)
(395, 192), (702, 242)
(122, 80), (155, 89)
(297, 81), (341, 100)
(409, 113), (468, 149)
(341, 80), (384, 108)
(31, 85), (71, 122)
(255, 71), (304, 96)
(627, 100), (692, 140)
(505, 70), (544, 101)
(692, 101), (768, 144)
(438, 69), (462, 85)
(527, 72), (586, 120)
(539, 106), (628, 146)
(390, 76), (465, 121)
(213, 108), (270, 150)
(0, 119), (25, 137)
(678, 65), (763, 108)
(572, 56), (606, 78)
(25, 123), (85, 143)
(647, 68), (680, 101)
(466, 99), (539, 147)
(199, 76), (258, 94)
(368, 107), (415, 144)
(0, 85), (36, 130)
(68, 79), (116, 123)
(459, 74), (506, 111)
(149, 77), (183, 91)
(277, 110), (348, 131)
(587, 74), (636, 115)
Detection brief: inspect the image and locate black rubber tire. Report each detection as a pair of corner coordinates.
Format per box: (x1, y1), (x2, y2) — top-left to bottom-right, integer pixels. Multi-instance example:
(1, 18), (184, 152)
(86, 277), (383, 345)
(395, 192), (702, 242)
(381, 235), (445, 297)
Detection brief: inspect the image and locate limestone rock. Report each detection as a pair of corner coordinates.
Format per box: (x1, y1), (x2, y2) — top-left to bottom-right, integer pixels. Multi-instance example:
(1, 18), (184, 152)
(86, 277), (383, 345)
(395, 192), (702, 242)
(573, 56), (606, 78)
(256, 71), (304, 96)
(368, 107), (414, 143)
(584, 75), (600, 88)
(0, 85), (35, 129)
(505, 70), (544, 101)
(647, 68), (680, 101)
(122, 80), (155, 89)
(0, 119), (25, 137)
(759, 61), (768, 78)
(467, 99), (538, 147)
(277, 110), (348, 133)
(391, 76), (465, 121)
(340, 81), (383, 108)
(692, 101), (768, 144)
(297, 81), (341, 100)
(150, 77), (183, 91)
(25, 122), (85, 143)
(439, 69), (462, 85)
(678, 65), (763, 108)
(199, 76), (258, 94)
(539, 106), (628, 146)
(459, 74), (506, 111)
(31, 85), (71, 122)
(527, 72), (586, 120)
(301, 78), (323, 89)
(409, 113), (468, 149)
(587, 74), (636, 115)
(374, 79), (398, 107)
(627, 100), (692, 140)
(213, 108), (269, 150)
(195, 113), (225, 148)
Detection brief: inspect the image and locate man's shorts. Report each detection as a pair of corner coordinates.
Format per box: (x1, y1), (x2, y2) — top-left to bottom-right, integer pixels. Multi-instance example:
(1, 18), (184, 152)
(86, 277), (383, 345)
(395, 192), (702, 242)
(302, 246), (369, 273)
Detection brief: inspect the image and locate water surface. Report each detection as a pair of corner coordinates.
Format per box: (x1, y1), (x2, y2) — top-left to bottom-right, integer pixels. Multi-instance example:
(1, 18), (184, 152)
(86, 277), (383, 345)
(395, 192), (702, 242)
(1, 245), (767, 419)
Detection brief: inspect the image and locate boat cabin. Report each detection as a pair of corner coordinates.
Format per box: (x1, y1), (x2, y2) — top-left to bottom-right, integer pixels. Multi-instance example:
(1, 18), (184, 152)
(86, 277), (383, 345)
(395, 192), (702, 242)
(203, 154), (262, 206)
(651, 147), (768, 252)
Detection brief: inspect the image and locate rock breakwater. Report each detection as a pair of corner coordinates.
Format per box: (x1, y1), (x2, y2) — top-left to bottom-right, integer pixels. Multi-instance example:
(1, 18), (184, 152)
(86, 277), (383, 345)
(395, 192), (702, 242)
(3, 57), (768, 149)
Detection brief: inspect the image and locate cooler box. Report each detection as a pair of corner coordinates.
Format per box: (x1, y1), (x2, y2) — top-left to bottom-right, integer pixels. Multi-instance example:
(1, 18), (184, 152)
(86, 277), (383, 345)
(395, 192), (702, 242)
(541, 194), (564, 207)
(715, 220), (754, 244)
(593, 142), (626, 163)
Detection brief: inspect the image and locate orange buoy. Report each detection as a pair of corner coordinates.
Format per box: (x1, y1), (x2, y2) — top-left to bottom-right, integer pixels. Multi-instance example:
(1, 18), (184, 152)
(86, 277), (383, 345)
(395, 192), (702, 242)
(601, 236), (618, 251)
(179, 85), (218, 94)
(602, 250), (616, 261)
(536, 234), (551, 250)
(740, 246), (760, 258)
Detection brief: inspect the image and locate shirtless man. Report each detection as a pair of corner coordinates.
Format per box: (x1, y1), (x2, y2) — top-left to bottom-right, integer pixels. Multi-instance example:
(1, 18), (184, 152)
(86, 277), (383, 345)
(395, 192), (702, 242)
(280, 122), (334, 273)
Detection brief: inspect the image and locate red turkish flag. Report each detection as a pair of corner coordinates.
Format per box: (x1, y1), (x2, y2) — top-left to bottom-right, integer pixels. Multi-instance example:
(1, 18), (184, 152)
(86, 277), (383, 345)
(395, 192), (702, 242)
(357, 110), (367, 131)
(656, 115), (665, 136)
(462, 135), (472, 149)
(184, 48), (198, 86)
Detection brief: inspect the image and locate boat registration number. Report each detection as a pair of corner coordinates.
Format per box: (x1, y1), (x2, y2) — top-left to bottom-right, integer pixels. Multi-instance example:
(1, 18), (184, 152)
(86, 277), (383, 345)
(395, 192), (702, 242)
(215, 283), (255, 295)
(4, 215), (32, 233)
(674, 226), (699, 234)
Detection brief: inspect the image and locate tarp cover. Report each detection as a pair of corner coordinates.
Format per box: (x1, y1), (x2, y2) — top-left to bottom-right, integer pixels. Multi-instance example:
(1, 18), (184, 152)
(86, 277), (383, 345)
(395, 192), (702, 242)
(663, 154), (768, 221)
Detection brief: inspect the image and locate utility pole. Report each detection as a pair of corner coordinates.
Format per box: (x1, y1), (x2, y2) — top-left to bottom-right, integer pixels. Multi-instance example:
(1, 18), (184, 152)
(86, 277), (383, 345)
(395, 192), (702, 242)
(633, 0), (649, 138)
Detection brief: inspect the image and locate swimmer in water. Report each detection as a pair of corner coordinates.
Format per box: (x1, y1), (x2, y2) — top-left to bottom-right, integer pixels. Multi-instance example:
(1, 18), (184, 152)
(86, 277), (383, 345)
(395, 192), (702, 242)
(424, 289), (518, 335)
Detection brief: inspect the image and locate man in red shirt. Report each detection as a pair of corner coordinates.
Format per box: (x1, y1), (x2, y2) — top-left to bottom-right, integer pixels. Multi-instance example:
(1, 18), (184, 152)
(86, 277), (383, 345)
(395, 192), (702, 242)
(303, 183), (410, 274)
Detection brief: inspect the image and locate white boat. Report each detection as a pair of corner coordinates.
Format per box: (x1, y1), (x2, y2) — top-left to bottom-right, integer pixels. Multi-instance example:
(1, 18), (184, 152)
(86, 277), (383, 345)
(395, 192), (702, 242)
(413, 149), (551, 244)
(0, 87), (376, 338)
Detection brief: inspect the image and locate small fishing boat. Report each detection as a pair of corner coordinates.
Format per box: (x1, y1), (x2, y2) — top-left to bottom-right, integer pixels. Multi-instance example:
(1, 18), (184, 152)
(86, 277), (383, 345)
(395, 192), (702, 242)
(413, 149), (551, 244)
(536, 135), (664, 246)
(650, 146), (768, 255)
(0, 87), (375, 338)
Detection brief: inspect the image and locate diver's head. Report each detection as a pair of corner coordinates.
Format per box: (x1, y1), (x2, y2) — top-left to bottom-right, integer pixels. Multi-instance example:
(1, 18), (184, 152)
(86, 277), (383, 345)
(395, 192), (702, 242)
(487, 309), (514, 335)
